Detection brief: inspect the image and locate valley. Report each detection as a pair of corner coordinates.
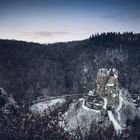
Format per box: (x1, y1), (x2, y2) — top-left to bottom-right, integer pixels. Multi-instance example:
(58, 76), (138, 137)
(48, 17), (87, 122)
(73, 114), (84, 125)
(30, 68), (140, 136)
(1, 33), (140, 139)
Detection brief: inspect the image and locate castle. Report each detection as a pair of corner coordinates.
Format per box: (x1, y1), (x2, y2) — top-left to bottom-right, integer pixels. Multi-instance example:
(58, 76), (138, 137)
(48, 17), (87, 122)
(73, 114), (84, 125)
(85, 68), (119, 110)
(96, 69), (118, 95)
(96, 68), (119, 107)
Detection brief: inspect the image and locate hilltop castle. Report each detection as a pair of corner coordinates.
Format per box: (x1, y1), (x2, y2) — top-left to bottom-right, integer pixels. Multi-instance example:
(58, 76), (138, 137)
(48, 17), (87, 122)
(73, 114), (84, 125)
(85, 68), (119, 110)
(96, 68), (118, 95)
(96, 68), (119, 107)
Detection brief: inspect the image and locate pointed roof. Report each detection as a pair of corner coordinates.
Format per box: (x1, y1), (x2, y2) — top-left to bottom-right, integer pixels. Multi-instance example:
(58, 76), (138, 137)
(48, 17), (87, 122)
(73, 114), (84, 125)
(107, 78), (114, 86)
(109, 69), (114, 77)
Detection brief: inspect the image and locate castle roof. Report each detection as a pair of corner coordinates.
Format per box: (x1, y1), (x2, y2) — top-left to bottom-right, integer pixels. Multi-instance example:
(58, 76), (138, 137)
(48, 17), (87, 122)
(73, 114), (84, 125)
(107, 78), (114, 86)
(97, 68), (118, 77)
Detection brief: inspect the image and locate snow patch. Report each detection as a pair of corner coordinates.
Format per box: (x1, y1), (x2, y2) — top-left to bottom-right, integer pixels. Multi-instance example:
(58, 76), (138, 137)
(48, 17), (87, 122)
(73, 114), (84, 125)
(30, 98), (65, 114)
(88, 89), (95, 96)
(59, 99), (101, 136)
(108, 111), (122, 133)
(116, 90), (123, 122)
(82, 99), (100, 113)
(103, 98), (107, 110)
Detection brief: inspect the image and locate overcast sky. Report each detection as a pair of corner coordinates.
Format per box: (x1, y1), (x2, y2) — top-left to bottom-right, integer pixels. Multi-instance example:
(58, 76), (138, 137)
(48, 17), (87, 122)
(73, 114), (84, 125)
(0, 0), (140, 43)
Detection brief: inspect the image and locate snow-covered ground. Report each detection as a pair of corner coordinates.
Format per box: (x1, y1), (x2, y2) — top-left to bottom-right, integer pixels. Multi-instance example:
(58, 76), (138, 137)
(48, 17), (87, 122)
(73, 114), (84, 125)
(30, 88), (140, 136)
(59, 98), (102, 136)
(114, 88), (139, 127)
(88, 89), (95, 96)
(59, 89), (140, 136)
(30, 98), (65, 114)
(108, 111), (122, 133)
(82, 99), (100, 113)
(116, 90), (123, 122)
(0, 87), (6, 94)
(103, 98), (107, 110)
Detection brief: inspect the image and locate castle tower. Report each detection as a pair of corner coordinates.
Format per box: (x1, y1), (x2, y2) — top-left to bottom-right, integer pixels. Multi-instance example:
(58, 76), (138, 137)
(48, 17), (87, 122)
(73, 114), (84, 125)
(96, 68), (119, 96)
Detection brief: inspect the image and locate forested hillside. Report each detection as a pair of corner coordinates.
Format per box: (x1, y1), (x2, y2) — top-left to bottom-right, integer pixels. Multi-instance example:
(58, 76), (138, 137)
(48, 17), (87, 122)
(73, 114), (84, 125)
(0, 32), (140, 103)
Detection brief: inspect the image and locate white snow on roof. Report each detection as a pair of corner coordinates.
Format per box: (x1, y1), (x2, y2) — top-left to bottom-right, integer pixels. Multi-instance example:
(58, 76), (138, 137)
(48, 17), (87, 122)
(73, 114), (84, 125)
(97, 68), (118, 77)
(107, 79), (114, 86)
(112, 93), (117, 97)
(98, 68), (110, 76)
(112, 68), (118, 77)
(88, 89), (95, 96)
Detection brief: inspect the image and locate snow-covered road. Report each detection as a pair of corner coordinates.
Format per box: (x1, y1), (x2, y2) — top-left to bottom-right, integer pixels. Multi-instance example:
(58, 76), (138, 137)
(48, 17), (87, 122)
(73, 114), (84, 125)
(103, 98), (107, 110)
(117, 90), (123, 122)
(108, 111), (122, 133)
(30, 98), (65, 114)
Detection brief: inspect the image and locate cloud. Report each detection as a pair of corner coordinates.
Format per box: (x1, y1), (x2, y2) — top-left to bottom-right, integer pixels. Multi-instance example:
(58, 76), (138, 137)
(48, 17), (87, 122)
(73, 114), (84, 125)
(130, 12), (140, 19)
(102, 11), (140, 20)
(102, 13), (123, 19)
(23, 31), (72, 39)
